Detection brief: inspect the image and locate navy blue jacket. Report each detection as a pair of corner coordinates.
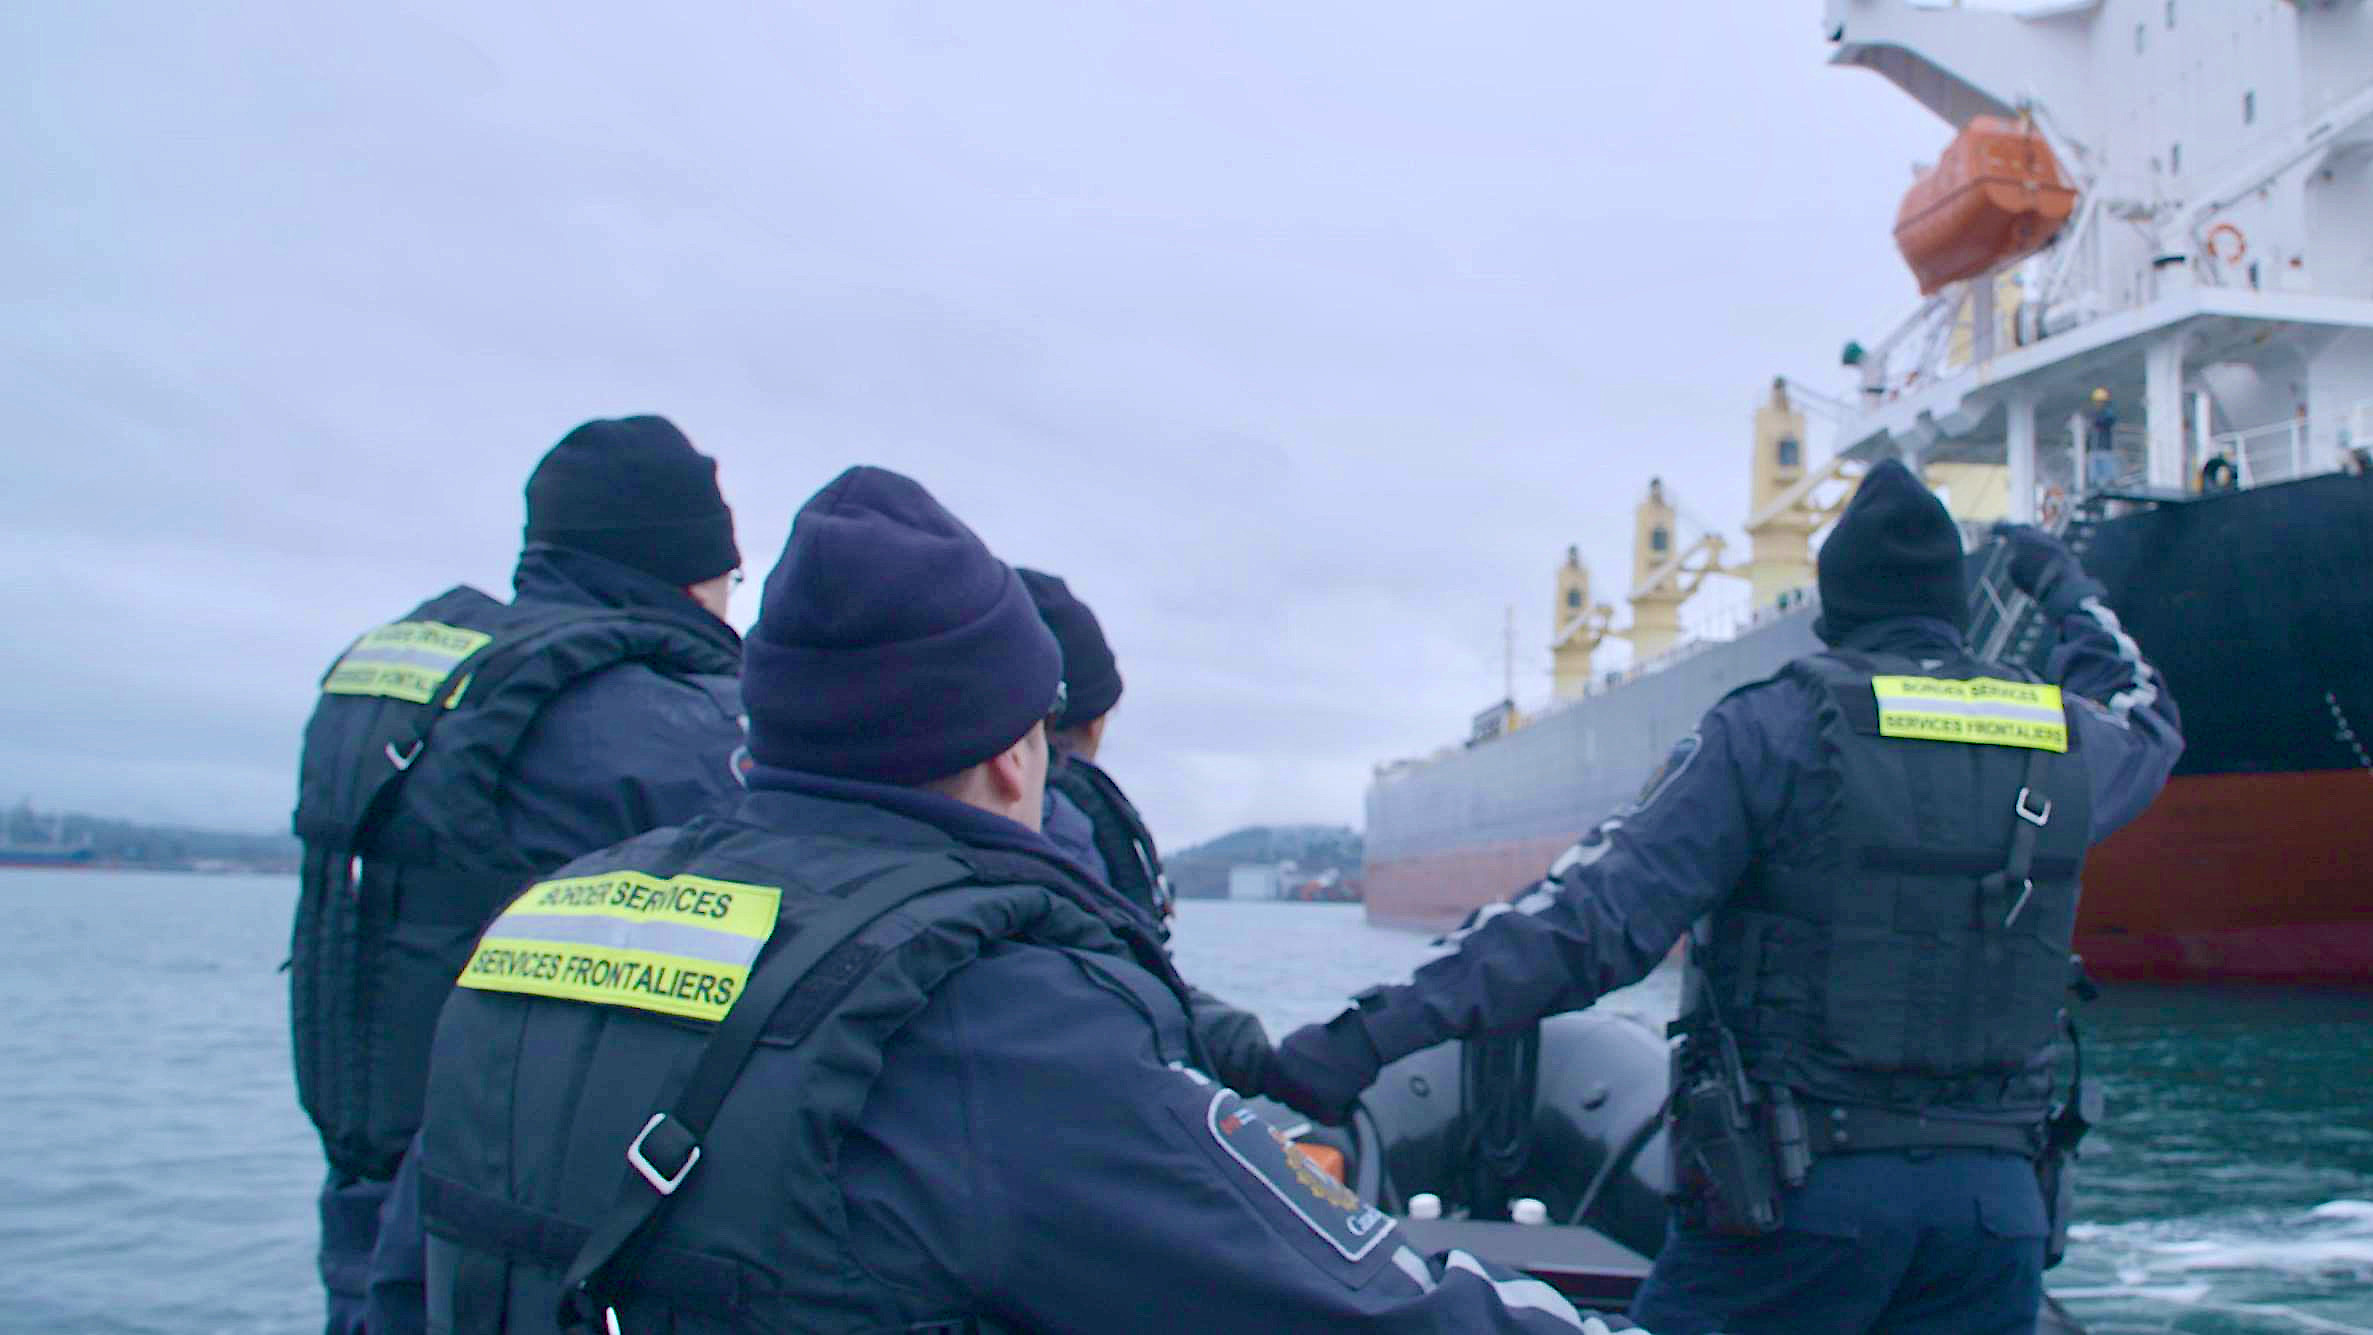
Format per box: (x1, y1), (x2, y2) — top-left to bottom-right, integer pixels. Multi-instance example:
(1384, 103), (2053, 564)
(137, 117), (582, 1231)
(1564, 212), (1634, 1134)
(1043, 784), (1110, 882)
(1356, 608), (2183, 1065)
(361, 547), (745, 1334)
(497, 547), (748, 867)
(746, 779), (1622, 1331)
(405, 767), (1623, 1332)
(1042, 761), (1278, 1095)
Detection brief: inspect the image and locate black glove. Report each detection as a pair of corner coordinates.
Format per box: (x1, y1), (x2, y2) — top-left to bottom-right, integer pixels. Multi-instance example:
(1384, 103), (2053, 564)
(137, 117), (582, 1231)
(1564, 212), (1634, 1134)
(1993, 522), (2104, 616)
(1188, 987), (1276, 1097)
(1266, 1008), (1383, 1126)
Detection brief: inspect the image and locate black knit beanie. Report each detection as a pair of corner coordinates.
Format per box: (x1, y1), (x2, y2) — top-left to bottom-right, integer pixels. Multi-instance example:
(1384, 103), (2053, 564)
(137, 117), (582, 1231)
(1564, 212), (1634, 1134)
(1017, 569), (1124, 729)
(742, 466), (1064, 785)
(523, 416), (740, 586)
(1814, 457), (1967, 644)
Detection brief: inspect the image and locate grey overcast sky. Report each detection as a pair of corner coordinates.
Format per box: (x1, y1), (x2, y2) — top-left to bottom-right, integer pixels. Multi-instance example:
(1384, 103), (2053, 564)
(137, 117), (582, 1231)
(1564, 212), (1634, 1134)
(3, 2), (1966, 849)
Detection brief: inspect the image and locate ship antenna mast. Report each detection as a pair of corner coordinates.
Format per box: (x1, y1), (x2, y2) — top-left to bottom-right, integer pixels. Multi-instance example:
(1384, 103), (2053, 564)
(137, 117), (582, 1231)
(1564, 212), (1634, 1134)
(1503, 604), (1516, 705)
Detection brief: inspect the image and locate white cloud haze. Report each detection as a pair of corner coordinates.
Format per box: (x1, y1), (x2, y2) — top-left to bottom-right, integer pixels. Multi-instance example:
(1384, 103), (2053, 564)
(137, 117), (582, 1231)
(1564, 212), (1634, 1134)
(3, 2), (1955, 848)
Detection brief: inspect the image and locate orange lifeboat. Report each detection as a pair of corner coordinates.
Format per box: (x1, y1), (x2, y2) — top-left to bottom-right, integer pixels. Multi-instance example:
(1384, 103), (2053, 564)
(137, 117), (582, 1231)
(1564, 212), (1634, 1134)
(1893, 115), (2077, 295)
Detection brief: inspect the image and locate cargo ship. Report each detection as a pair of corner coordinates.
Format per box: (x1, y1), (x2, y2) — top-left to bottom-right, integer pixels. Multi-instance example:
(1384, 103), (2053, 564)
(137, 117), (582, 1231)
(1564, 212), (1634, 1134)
(1364, 0), (2373, 984)
(0, 846), (99, 870)
(0, 804), (98, 870)
(0, 835), (99, 870)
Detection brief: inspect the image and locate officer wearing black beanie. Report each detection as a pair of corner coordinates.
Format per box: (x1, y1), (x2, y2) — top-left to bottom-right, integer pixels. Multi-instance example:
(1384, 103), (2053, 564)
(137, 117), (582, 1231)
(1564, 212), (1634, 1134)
(414, 464), (1624, 1335)
(740, 467), (1062, 786)
(1017, 570), (1125, 731)
(1811, 457), (1969, 644)
(524, 414), (741, 596)
(1013, 570), (1132, 881)
(1270, 457), (2183, 1335)
(301, 415), (750, 1335)
(1015, 566), (1277, 1100)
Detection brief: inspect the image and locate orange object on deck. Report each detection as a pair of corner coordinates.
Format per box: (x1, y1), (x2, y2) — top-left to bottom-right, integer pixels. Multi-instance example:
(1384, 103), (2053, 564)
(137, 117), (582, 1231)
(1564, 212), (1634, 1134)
(1292, 1142), (1347, 1185)
(1893, 115), (2077, 295)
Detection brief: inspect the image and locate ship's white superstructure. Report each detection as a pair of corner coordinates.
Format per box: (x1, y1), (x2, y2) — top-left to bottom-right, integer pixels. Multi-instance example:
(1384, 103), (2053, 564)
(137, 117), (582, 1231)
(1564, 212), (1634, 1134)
(1818, 0), (2373, 504)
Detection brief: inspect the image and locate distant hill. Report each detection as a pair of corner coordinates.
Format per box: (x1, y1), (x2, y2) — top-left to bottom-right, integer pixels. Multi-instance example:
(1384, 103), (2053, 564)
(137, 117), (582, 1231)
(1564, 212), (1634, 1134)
(1166, 824), (1362, 900)
(4, 800), (298, 874)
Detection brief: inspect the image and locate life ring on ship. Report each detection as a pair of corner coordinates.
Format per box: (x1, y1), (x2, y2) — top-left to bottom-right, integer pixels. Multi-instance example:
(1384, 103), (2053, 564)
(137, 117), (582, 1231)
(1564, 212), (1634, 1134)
(2205, 222), (2248, 265)
(2038, 484), (2067, 527)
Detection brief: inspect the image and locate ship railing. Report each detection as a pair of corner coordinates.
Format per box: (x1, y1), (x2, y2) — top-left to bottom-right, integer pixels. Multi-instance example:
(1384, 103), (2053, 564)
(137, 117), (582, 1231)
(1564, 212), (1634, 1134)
(2219, 418), (2314, 487)
(1560, 592), (1818, 704)
(2066, 400), (2370, 499)
(2211, 398), (2373, 487)
(1580, 636), (1717, 699)
(1678, 595), (1758, 646)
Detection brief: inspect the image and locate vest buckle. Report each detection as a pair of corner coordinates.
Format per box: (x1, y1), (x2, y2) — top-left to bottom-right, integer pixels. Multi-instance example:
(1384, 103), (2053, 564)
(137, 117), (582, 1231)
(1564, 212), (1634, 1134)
(2015, 787), (2052, 827)
(626, 1112), (701, 1196)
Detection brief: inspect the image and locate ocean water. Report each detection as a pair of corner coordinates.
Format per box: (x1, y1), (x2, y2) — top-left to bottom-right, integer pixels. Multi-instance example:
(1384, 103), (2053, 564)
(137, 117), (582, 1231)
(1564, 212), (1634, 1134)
(2, 872), (2366, 1334)
(0, 872), (320, 1335)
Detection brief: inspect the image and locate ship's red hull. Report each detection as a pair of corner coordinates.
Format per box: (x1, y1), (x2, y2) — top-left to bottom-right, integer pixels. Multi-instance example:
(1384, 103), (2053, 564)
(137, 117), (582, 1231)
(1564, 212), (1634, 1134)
(2072, 770), (2373, 983)
(1364, 770), (2373, 984)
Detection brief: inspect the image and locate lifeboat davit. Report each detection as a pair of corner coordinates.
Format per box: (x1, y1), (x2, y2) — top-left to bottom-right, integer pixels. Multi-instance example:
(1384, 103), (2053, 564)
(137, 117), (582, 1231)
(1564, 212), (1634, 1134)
(1894, 115), (2077, 295)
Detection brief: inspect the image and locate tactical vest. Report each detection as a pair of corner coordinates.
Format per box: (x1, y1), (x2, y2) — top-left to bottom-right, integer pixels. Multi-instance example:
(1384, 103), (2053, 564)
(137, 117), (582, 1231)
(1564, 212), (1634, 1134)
(1049, 756), (1173, 933)
(289, 586), (740, 1181)
(417, 801), (1180, 1333)
(1702, 650), (2093, 1117)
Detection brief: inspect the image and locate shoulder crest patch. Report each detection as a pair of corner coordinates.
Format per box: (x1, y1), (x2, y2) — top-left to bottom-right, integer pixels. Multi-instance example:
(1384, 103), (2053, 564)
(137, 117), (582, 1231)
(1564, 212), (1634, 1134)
(1205, 1089), (1394, 1263)
(1632, 731), (1702, 811)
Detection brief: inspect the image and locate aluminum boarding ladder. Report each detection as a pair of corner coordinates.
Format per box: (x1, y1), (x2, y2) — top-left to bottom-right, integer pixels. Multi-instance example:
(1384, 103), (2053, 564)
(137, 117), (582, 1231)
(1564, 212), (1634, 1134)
(1967, 509), (2103, 672)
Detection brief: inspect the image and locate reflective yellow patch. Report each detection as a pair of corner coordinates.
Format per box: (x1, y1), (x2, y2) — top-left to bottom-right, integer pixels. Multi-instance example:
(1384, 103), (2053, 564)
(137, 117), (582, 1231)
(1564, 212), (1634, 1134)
(322, 620), (495, 705)
(1872, 675), (2068, 752)
(458, 872), (783, 1022)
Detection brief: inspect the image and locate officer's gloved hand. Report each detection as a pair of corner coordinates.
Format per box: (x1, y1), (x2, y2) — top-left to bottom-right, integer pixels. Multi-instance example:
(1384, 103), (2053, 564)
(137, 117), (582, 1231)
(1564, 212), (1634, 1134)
(1188, 988), (1276, 1097)
(1993, 522), (2105, 617)
(1266, 1008), (1383, 1126)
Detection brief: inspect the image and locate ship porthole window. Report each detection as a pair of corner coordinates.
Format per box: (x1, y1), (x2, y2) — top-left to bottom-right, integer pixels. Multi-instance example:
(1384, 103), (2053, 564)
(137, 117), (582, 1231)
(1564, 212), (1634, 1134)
(2243, 90), (2255, 125)
(1650, 527), (1669, 554)
(1777, 436), (1801, 468)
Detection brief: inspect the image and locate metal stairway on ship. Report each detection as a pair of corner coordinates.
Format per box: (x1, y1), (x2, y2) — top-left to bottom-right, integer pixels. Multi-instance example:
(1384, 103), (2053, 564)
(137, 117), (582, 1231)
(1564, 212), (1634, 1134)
(1968, 484), (2191, 673)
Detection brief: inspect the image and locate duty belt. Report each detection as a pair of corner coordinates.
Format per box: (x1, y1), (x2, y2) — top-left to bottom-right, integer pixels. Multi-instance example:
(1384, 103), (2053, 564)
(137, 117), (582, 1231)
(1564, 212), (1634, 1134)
(1798, 1099), (2043, 1159)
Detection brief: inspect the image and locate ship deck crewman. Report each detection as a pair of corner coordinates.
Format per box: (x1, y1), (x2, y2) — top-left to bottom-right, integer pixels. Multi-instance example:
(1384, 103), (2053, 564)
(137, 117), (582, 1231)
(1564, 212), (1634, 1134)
(1018, 566), (1277, 1097)
(289, 416), (748, 1335)
(414, 466), (1637, 1334)
(1265, 459), (2184, 1335)
(2085, 388), (2119, 490)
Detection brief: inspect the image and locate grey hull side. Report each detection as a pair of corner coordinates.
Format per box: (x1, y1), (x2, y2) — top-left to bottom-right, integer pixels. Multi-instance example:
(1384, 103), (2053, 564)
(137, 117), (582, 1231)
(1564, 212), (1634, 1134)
(1363, 607), (1822, 928)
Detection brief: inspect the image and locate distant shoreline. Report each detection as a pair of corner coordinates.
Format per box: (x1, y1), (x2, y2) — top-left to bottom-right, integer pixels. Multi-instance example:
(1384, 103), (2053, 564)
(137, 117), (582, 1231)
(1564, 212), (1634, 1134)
(0, 861), (297, 877)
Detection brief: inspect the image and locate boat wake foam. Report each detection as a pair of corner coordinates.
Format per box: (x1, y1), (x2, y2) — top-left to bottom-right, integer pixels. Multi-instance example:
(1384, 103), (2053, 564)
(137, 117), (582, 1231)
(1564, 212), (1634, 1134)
(2055, 1202), (2373, 1334)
